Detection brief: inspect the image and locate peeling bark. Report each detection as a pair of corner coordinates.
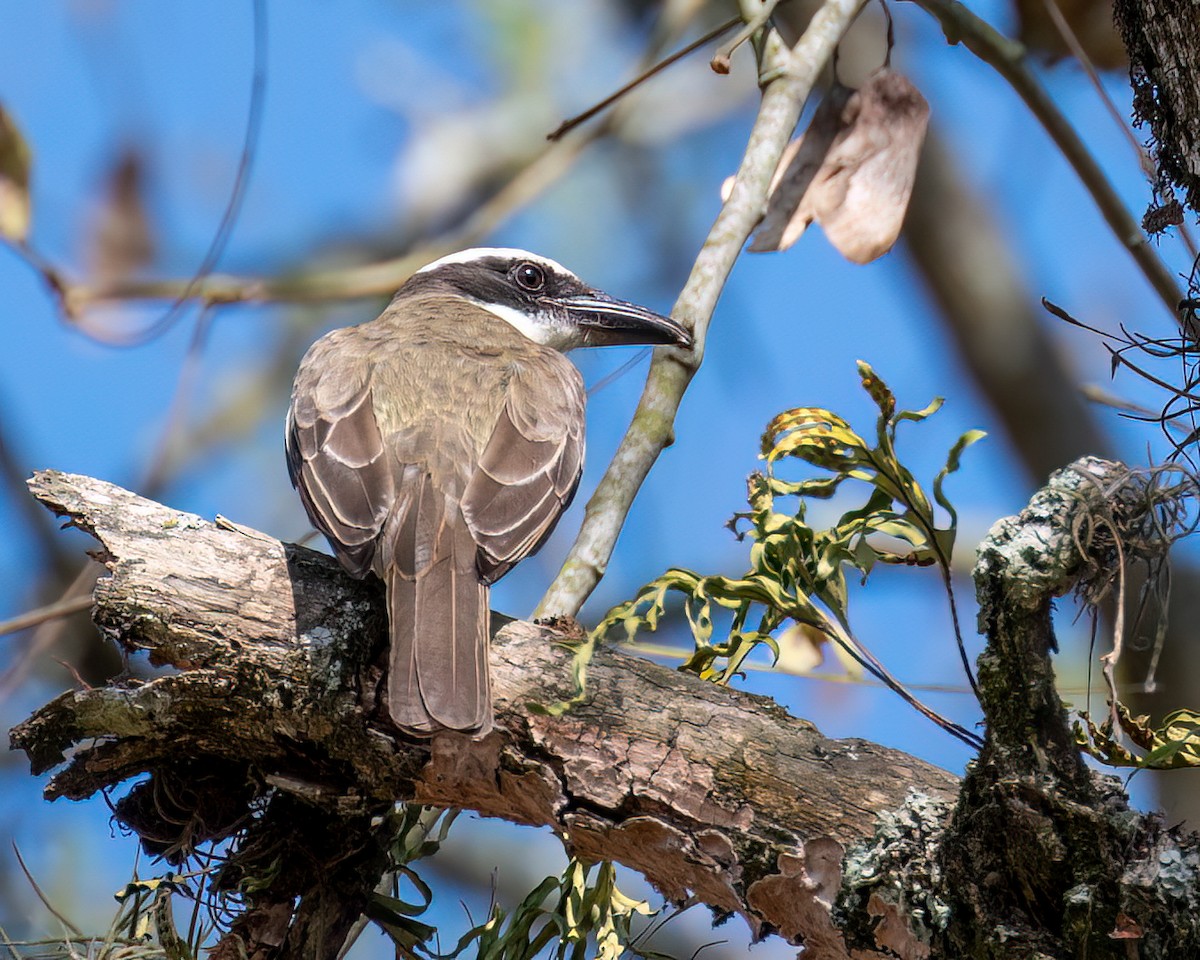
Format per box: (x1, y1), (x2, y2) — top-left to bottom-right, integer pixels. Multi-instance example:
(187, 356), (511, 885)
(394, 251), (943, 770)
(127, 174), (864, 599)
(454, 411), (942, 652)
(12, 465), (1200, 958)
(11, 471), (954, 958)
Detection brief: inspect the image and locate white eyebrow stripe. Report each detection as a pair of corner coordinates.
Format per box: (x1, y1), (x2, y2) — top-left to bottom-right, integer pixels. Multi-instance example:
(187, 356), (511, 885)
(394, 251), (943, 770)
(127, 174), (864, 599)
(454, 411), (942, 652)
(416, 247), (574, 278)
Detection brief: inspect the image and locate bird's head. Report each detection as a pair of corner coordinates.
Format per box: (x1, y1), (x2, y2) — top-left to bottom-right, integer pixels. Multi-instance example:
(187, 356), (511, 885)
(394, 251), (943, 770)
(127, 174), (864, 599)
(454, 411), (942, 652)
(397, 247), (692, 353)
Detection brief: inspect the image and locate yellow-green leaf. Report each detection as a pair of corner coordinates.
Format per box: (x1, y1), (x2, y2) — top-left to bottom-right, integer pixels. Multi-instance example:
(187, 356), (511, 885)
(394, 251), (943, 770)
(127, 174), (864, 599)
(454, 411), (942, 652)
(856, 360), (895, 418)
(0, 105), (31, 243)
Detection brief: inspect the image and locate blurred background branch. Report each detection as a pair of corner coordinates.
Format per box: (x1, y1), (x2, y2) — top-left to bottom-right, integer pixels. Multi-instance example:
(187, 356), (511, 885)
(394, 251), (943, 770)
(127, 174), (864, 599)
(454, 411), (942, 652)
(912, 0), (1183, 319)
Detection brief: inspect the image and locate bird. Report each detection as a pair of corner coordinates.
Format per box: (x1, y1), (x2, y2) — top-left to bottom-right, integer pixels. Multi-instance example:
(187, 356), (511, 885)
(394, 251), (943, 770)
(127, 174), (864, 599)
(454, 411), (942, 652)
(286, 248), (692, 737)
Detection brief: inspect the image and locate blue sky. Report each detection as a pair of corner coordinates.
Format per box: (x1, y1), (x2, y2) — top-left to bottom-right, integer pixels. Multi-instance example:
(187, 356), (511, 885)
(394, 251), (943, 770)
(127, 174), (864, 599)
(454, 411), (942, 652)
(0, 1), (1192, 954)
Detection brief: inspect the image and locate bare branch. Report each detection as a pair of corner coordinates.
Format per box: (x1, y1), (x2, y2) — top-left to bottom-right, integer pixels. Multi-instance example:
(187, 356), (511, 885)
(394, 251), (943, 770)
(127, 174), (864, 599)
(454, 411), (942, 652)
(548, 17), (742, 140)
(12, 470), (957, 956)
(48, 126), (602, 315)
(0, 594), (92, 639)
(912, 0), (1183, 321)
(537, 0), (870, 618)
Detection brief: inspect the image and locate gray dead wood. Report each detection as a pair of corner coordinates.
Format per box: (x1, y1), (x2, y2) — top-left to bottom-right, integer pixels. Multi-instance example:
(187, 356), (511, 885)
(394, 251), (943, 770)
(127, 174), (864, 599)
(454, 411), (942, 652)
(16, 463), (1200, 959)
(10, 470), (957, 959)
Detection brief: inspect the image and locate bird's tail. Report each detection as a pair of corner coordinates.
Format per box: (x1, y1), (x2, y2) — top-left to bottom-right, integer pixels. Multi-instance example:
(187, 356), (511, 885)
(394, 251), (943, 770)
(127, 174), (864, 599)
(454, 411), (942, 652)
(385, 495), (492, 737)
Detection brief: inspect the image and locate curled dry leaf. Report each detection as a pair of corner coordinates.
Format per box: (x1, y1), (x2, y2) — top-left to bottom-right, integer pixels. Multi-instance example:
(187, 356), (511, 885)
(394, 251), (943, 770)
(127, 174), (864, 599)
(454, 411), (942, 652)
(1109, 911), (1143, 940)
(85, 147), (155, 284)
(750, 69), (930, 264)
(0, 104), (32, 243)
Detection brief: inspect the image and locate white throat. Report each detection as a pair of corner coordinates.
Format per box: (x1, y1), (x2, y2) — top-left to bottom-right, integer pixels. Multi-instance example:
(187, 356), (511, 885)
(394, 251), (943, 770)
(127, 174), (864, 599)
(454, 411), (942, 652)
(477, 301), (577, 351)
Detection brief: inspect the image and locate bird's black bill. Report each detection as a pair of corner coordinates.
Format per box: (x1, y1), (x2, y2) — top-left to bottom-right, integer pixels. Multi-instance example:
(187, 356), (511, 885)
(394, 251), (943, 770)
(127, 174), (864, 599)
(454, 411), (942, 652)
(560, 294), (692, 349)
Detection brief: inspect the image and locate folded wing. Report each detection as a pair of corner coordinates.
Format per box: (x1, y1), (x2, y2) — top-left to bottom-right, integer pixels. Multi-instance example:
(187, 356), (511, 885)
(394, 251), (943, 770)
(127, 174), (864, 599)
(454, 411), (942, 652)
(286, 343), (394, 577)
(462, 355), (586, 584)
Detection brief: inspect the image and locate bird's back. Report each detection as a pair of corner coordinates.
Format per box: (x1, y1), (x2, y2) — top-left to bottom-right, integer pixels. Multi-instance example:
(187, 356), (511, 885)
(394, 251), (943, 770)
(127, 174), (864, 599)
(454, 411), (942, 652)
(287, 295), (586, 735)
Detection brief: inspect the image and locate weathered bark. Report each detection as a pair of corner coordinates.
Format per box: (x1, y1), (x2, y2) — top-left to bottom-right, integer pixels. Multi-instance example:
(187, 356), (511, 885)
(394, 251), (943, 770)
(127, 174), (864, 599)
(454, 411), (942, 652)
(1113, 0), (1200, 221)
(11, 471), (955, 959)
(10, 465), (1200, 958)
(936, 458), (1200, 959)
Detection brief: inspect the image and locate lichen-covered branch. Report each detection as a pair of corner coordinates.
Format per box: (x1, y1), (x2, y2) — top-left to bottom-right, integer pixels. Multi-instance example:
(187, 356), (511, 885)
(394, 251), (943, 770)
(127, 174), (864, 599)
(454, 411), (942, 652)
(11, 470), (956, 958)
(14, 465), (1200, 957)
(537, 0), (869, 618)
(934, 458), (1200, 959)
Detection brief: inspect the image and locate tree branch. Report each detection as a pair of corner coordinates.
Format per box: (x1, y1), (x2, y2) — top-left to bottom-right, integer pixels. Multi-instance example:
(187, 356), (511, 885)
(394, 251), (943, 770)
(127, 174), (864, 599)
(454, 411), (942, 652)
(536, 0), (870, 618)
(15, 123), (598, 322)
(911, 0), (1183, 320)
(11, 470), (955, 958)
(12, 465), (1200, 957)
(937, 457), (1200, 958)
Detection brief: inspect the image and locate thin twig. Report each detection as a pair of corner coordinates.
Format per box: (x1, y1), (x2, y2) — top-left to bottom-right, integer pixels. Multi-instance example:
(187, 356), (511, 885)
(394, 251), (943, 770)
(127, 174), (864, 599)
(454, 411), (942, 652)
(1081, 383), (1194, 436)
(912, 0), (1182, 321)
(12, 842), (84, 938)
(66, 120), (605, 312)
(72, 0), (268, 347)
(819, 613), (983, 748)
(0, 563), (100, 702)
(0, 595), (93, 639)
(1037, 0), (1155, 181)
(710, 0), (782, 73)
(52, 656), (91, 690)
(549, 17), (741, 140)
(623, 638), (1156, 694)
(587, 348), (651, 397)
(536, 0), (870, 617)
(1099, 529), (1127, 730)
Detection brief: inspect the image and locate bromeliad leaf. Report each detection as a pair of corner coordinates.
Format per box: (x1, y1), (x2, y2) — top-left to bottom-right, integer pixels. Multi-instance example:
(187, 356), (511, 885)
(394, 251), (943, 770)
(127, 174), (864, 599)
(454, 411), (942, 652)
(934, 428), (987, 527)
(595, 363), (986, 750)
(763, 407), (867, 470)
(1076, 705), (1200, 770)
(422, 859), (655, 960)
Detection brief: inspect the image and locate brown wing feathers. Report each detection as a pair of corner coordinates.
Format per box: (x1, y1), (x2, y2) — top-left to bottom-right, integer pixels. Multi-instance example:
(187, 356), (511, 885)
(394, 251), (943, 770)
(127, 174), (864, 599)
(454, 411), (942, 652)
(288, 312), (585, 736)
(286, 348), (393, 578)
(463, 364), (585, 583)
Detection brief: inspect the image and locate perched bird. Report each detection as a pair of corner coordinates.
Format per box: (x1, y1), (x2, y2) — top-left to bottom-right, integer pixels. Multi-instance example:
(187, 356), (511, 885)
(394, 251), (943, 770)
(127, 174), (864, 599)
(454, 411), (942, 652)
(287, 248), (691, 736)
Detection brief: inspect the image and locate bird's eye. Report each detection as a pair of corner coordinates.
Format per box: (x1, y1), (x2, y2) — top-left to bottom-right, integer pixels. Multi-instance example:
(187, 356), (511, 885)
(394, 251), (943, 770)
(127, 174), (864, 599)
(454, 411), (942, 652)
(513, 261), (546, 292)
